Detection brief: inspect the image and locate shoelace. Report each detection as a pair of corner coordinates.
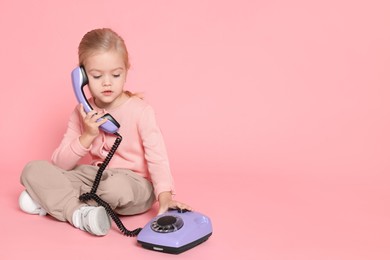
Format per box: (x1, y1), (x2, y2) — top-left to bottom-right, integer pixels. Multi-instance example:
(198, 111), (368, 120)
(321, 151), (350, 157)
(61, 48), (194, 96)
(79, 208), (92, 232)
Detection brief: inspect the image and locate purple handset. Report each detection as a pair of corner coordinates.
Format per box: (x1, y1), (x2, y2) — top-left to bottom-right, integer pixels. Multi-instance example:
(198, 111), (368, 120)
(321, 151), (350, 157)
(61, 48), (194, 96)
(71, 67), (120, 134)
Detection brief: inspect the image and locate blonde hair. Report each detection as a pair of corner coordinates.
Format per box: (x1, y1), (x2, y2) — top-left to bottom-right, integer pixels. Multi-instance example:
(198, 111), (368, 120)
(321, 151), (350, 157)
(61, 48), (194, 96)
(78, 28), (130, 69)
(78, 28), (140, 98)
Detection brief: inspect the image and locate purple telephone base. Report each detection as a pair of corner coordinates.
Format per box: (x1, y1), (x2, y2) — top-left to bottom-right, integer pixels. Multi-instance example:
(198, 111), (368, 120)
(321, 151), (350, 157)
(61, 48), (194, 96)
(71, 67), (119, 134)
(137, 209), (212, 254)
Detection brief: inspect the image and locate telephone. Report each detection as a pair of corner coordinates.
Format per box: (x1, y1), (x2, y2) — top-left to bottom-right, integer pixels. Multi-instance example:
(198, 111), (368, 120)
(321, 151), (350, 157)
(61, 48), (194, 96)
(71, 66), (120, 134)
(70, 66), (213, 252)
(137, 208), (213, 254)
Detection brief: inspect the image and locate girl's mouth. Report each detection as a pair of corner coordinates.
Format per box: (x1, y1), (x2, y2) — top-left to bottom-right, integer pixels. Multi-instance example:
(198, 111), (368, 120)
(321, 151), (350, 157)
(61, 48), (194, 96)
(102, 90), (113, 96)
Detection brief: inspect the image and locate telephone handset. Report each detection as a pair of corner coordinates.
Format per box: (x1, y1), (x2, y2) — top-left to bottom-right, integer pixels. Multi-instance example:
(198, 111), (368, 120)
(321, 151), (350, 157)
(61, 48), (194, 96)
(71, 66), (120, 134)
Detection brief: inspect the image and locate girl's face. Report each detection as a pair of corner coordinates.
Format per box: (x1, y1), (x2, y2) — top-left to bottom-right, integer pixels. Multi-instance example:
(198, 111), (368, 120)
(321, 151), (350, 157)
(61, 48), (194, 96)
(84, 49), (128, 110)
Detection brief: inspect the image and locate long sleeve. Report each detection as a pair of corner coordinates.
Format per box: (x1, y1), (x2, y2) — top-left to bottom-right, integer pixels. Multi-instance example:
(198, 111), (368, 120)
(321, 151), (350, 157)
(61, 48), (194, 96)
(51, 107), (90, 170)
(138, 105), (175, 198)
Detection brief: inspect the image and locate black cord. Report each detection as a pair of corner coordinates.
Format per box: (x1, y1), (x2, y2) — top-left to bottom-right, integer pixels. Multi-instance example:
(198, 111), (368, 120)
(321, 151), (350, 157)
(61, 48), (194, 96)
(79, 132), (142, 237)
(89, 132), (122, 194)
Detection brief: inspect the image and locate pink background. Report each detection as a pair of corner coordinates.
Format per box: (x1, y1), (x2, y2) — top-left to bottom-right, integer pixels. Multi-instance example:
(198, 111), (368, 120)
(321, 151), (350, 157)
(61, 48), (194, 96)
(1, 0), (389, 259)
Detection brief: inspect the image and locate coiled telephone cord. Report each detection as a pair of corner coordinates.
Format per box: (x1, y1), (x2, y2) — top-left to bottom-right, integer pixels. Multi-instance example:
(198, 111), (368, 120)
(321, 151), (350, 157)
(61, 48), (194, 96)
(79, 132), (142, 237)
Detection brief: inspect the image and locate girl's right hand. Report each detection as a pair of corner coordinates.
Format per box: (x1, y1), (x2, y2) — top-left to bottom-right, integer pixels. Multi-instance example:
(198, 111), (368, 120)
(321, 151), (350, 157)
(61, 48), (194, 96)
(78, 104), (108, 148)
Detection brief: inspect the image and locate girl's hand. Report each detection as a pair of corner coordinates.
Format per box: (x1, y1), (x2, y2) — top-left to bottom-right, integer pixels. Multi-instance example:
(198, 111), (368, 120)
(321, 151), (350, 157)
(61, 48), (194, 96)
(157, 191), (193, 215)
(78, 104), (108, 148)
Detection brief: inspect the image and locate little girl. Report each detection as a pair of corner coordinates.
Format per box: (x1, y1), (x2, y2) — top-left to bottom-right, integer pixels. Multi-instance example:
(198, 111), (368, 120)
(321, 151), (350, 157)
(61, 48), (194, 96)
(19, 28), (191, 236)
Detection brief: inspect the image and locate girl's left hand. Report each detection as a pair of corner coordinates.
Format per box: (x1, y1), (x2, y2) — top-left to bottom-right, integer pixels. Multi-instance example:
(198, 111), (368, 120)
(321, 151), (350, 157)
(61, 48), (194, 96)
(157, 191), (193, 215)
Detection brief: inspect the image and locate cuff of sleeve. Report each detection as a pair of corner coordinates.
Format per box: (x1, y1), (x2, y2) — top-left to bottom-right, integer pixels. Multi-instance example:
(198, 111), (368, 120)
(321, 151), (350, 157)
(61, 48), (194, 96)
(70, 137), (91, 157)
(155, 185), (176, 200)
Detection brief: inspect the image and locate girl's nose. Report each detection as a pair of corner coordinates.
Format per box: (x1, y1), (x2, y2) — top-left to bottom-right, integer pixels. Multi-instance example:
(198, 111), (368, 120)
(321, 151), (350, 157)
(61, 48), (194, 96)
(102, 75), (112, 86)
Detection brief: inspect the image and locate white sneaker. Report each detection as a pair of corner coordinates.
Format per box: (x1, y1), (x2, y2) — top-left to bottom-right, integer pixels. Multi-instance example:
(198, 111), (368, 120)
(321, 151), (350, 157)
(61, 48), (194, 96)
(18, 190), (47, 216)
(72, 206), (111, 236)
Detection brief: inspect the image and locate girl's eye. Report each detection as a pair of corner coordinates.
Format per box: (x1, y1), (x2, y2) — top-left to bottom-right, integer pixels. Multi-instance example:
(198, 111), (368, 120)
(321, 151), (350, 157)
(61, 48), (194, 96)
(113, 74), (121, 78)
(92, 75), (102, 79)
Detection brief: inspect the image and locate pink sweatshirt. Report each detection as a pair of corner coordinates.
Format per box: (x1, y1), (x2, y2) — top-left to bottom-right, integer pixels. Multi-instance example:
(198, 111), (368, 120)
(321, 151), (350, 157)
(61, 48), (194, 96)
(51, 96), (174, 198)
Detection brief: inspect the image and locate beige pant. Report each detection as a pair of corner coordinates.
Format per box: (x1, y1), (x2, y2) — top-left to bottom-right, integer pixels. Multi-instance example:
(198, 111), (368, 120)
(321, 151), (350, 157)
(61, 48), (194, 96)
(20, 160), (155, 225)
